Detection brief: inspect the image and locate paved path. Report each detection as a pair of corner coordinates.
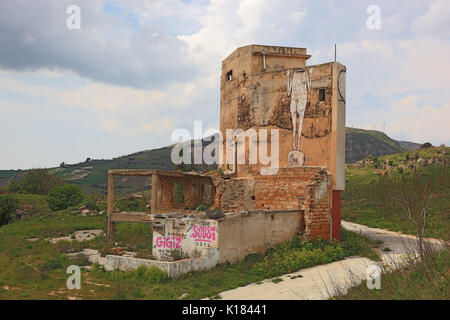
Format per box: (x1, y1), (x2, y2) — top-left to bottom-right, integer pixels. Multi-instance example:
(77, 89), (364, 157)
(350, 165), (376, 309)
(341, 221), (444, 268)
(217, 221), (445, 300)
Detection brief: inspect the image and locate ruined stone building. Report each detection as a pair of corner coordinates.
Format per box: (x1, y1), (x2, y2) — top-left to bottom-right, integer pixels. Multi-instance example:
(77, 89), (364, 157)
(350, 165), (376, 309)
(105, 45), (346, 276)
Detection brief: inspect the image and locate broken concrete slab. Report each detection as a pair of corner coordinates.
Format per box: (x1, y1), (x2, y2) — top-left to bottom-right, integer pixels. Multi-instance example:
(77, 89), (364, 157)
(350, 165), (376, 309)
(104, 248), (219, 277)
(47, 230), (104, 244)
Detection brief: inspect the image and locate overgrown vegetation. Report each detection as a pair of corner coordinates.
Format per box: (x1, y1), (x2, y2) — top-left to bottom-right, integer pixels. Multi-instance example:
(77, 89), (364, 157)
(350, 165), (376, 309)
(342, 147), (450, 239)
(0, 200), (375, 300)
(115, 195), (148, 212)
(99, 227), (376, 300)
(334, 246), (449, 300)
(84, 196), (101, 212)
(47, 184), (84, 211)
(8, 169), (65, 194)
(1, 147), (447, 300)
(251, 230), (378, 278)
(0, 194), (19, 226)
(337, 147), (449, 300)
(375, 165), (448, 257)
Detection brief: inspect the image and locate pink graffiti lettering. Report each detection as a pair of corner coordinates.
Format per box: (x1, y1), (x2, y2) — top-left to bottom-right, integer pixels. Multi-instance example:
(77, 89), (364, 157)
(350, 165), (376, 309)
(155, 236), (182, 248)
(191, 225), (216, 242)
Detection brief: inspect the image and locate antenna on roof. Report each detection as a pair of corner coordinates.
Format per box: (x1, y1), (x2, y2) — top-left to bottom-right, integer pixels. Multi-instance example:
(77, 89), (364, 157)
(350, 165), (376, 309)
(334, 44), (337, 62)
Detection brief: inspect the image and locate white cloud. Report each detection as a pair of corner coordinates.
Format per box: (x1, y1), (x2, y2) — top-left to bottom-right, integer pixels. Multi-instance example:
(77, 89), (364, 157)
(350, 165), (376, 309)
(411, 0), (450, 37)
(0, 71), (218, 137)
(388, 97), (450, 145)
(1, 0), (449, 169)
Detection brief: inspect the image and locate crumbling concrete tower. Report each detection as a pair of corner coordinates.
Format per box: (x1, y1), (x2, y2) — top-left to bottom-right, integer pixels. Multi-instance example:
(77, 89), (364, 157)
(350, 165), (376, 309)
(218, 45), (346, 241)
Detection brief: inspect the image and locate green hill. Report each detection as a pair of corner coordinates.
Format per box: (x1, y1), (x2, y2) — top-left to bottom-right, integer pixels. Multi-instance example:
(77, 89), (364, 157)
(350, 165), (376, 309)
(0, 128), (422, 194)
(342, 146), (450, 239)
(345, 127), (420, 163)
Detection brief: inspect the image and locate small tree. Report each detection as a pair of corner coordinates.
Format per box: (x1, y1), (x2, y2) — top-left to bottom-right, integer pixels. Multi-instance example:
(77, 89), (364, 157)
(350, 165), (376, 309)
(10, 169), (65, 194)
(0, 195), (20, 226)
(376, 163), (448, 258)
(47, 184), (84, 211)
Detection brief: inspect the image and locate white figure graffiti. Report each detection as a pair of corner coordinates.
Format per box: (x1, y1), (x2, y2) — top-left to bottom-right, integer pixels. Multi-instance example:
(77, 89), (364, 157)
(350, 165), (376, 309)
(286, 68), (313, 165)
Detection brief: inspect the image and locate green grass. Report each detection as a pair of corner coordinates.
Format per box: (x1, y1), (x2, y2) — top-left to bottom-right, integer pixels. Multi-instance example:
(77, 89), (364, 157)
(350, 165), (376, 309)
(0, 205), (155, 299)
(0, 170), (20, 179)
(342, 149), (450, 239)
(334, 246), (449, 300)
(88, 228), (375, 300)
(0, 201), (376, 300)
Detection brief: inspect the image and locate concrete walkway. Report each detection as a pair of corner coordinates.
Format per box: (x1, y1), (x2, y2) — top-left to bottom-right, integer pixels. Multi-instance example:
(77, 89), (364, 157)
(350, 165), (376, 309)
(217, 221), (445, 300)
(341, 221), (444, 268)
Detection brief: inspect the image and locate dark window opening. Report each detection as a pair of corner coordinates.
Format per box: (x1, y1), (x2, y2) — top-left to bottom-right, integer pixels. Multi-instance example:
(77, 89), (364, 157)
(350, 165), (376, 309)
(319, 89), (326, 102)
(226, 70), (233, 81)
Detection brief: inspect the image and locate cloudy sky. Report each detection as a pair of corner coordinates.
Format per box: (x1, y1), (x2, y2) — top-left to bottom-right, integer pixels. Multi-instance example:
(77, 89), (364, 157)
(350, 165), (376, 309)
(0, 0), (449, 169)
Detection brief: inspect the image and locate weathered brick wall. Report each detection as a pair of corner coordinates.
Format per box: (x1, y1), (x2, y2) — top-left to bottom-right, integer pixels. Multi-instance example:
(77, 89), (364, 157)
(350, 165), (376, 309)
(252, 167), (319, 210)
(213, 166), (332, 242)
(303, 170), (332, 240)
(160, 177), (175, 210)
(212, 177), (255, 211)
(158, 176), (214, 211)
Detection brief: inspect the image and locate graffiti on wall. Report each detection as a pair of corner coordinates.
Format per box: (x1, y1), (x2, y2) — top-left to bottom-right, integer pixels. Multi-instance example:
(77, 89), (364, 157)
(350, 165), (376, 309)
(191, 225), (217, 246)
(152, 219), (219, 260)
(155, 236), (182, 249)
(287, 68), (313, 166)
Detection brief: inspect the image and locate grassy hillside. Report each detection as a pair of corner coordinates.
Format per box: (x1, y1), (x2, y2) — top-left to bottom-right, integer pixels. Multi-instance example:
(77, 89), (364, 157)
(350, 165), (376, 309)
(0, 147), (447, 300)
(0, 197), (375, 299)
(0, 146), (177, 194)
(0, 128), (421, 194)
(342, 146), (450, 239)
(335, 246), (449, 300)
(345, 127), (420, 163)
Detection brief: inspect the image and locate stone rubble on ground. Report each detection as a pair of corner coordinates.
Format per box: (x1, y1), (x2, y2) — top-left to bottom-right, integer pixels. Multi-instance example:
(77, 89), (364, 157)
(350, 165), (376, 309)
(47, 229), (104, 244)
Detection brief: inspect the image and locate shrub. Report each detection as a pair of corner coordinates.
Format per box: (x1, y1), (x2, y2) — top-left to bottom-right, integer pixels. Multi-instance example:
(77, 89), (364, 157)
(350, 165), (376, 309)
(250, 229), (376, 279)
(169, 249), (188, 261)
(39, 255), (69, 273)
(133, 265), (169, 283)
(420, 142), (433, 149)
(47, 184), (84, 211)
(108, 265), (169, 284)
(84, 197), (100, 211)
(8, 169), (65, 194)
(251, 243), (346, 278)
(116, 196), (141, 212)
(336, 247), (449, 300)
(0, 194), (20, 226)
